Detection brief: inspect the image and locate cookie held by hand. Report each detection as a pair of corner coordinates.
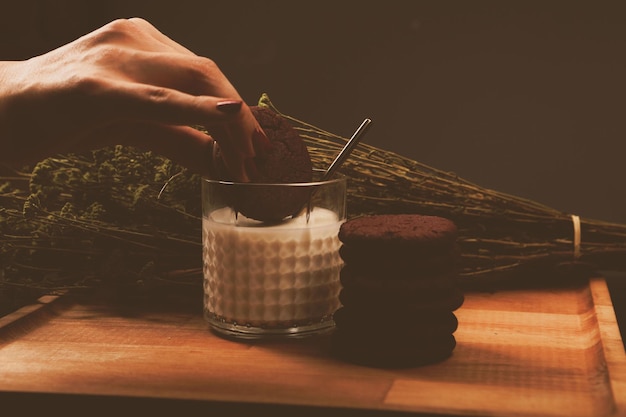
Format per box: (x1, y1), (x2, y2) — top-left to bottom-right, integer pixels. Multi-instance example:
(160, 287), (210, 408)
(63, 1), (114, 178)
(214, 106), (313, 222)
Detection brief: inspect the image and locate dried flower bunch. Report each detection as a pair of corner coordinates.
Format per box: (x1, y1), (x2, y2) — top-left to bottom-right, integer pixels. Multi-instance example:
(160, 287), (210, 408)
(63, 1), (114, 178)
(0, 146), (204, 297)
(2, 94), (626, 299)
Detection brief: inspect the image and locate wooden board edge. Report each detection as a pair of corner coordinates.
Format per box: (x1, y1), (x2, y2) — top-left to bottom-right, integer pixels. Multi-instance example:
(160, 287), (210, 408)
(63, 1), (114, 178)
(0, 291), (68, 337)
(590, 277), (626, 417)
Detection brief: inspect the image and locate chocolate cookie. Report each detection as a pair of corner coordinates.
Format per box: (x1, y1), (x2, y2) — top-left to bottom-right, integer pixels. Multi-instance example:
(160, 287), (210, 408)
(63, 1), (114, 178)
(331, 331), (456, 368)
(337, 253), (459, 280)
(339, 268), (458, 295)
(248, 106), (313, 184)
(338, 214), (458, 251)
(333, 307), (459, 336)
(214, 106), (313, 222)
(338, 285), (465, 312)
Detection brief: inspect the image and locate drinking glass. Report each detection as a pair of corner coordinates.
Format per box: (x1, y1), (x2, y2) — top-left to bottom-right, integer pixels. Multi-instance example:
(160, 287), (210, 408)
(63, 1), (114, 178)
(201, 172), (346, 339)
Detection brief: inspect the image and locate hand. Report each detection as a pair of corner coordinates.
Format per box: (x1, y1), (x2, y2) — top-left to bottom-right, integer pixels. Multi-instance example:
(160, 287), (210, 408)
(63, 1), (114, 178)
(0, 18), (265, 181)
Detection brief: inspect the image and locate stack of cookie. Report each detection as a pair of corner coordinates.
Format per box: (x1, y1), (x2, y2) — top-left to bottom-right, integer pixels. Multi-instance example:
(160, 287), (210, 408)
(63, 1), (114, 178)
(331, 214), (463, 368)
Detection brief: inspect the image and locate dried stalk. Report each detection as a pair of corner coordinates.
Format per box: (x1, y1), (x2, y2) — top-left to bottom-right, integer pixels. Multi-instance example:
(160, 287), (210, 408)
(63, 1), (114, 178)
(260, 93), (626, 284)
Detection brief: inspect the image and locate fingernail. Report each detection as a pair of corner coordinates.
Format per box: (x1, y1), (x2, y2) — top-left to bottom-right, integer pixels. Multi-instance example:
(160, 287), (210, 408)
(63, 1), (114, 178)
(252, 127), (273, 156)
(216, 100), (243, 114)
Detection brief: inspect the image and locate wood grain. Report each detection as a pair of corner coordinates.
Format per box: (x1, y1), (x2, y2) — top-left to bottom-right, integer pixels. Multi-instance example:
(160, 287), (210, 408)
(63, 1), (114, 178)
(1, 277), (625, 416)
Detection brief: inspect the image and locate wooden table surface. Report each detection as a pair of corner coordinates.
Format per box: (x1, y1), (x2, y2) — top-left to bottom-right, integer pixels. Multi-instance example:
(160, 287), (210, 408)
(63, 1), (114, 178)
(1, 277), (625, 416)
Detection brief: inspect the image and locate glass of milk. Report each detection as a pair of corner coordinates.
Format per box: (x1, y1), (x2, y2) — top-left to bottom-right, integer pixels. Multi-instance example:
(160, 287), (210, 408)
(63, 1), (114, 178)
(201, 172), (346, 339)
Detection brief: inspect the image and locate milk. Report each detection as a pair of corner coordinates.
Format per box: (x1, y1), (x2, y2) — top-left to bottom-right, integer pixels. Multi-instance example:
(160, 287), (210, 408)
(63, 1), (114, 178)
(202, 207), (343, 334)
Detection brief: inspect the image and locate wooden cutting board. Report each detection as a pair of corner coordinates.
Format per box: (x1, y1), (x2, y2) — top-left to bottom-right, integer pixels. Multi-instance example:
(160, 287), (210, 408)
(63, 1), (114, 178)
(1, 277), (625, 416)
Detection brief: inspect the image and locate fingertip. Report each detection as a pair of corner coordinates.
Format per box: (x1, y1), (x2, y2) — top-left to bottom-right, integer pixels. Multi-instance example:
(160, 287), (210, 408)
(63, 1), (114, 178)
(244, 157), (260, 181)
(212, 139), (250, 182)
(252, 126), (272, 156)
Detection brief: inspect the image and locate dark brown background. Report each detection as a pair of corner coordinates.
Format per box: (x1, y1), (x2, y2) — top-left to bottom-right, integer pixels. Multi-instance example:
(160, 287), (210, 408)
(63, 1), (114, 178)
(2, 0), (625, 224)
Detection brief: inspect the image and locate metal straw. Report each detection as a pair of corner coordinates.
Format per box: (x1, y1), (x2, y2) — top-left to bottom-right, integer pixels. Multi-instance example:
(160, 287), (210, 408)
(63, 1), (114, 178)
(322, 118), (372, 181)
(303, 118), (372, 221)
